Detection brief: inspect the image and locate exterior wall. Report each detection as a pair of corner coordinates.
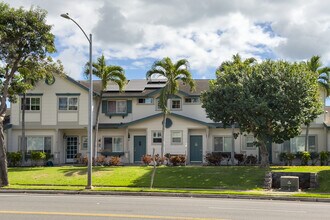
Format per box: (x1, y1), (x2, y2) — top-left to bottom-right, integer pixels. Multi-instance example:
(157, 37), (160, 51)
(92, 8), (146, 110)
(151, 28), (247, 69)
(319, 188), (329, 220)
(10, 75), (90, 127)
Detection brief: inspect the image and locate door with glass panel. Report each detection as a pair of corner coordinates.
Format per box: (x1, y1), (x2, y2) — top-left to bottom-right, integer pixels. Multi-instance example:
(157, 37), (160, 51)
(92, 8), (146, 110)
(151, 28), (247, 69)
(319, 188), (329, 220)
(66, 136), (78, 163)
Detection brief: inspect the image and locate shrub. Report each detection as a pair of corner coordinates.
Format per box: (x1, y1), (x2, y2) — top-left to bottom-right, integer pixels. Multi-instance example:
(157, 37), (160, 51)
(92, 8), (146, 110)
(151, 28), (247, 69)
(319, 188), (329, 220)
(320, 151), (330, 166)
(286, 153), (295, 166)
(95, 156), (106, 166)
(178, 155), (186, 165)
(300, 151), (311, 166)
(110, 156), (121, 166)
(155, 154), (166, 165)
(141, 154), (152, 165)
(234, 153), (244, 166)
(245, 155), (257, 165)
(279, 152), (288, 166)
(205, 152), (222, 166)
(7, 152), (22, 167)
(30, 151), (46, 166)
(310, 152), (319, 166)
(82, 155), (88, 166)
(221, 152), (231, 165)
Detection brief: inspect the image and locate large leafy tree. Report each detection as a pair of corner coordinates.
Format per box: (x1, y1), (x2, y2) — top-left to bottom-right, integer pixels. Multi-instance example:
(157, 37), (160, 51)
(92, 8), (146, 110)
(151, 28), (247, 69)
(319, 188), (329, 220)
(304, 56), (330, 151)
(202, 59), (322, 168)
(0, 3), (63, 186)
(216, 54), (256, 164)
(146, 57), (195, 158)
(85, 55), (126, 157)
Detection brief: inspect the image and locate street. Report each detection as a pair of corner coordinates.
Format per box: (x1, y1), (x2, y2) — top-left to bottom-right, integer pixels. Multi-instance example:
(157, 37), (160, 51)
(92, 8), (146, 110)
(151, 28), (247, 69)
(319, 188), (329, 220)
(0, 193), (329, 220)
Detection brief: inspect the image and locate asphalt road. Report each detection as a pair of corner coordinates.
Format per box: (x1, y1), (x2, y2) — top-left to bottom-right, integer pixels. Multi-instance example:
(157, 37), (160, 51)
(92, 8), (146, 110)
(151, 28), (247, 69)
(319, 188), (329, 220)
(0, 193), (329, 220)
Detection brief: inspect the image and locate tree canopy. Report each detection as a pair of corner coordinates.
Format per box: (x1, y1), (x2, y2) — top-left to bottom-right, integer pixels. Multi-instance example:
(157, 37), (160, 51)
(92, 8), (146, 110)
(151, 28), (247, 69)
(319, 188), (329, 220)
(202, 59), (322, 167)
(0, 3), (63, 186)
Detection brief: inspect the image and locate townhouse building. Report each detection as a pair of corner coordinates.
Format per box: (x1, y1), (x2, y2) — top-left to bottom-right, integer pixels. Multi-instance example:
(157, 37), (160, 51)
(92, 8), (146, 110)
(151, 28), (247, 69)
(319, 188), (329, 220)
(4, 74), (330, 164)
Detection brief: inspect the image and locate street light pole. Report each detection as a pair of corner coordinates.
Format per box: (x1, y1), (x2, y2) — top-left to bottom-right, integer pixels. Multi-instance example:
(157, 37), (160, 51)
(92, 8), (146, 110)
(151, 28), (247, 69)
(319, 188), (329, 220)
(61, 13), (93, 189)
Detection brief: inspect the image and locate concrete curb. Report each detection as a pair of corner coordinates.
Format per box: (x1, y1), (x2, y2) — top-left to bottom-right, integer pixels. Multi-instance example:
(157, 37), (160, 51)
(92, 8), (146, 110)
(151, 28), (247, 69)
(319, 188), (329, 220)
(1, 189), (330, 203)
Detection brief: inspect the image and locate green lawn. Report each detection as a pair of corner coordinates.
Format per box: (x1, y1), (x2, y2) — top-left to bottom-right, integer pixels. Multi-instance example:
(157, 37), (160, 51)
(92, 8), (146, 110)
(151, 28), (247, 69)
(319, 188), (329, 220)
(8, 166), (266, 190)
(4, 166), (330, 197)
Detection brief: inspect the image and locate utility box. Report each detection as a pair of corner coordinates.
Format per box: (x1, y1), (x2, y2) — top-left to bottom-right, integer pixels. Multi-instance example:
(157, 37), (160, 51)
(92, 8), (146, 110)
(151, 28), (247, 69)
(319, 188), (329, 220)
(280, 176), (299, 191)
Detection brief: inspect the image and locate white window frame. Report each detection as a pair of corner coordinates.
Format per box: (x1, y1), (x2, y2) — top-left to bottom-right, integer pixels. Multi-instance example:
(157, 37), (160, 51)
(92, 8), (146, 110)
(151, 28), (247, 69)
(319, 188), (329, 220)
(20, 136), (52, 153)
(244, 135), (256, 149)
(171, 130), (183, 145)
(138, 98), (153, 104)
(213, 136), (232, 152)
(184, 97), (200, 104)
(103, 136), (124, 152)
(81, 136), (88, 150)
(171, 99), (181, 110)
(21, 97), (41, 111)
(282, 135), (317, 153)
(108, 100), (127, 114)
(58, 97), (78, 111)
(152, 130), (162, 144)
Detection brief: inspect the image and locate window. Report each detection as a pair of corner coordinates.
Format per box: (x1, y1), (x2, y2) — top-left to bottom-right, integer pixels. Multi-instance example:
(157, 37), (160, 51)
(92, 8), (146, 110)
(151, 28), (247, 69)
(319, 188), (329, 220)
(155, 98), (164, 111)
(103, 137), (124, 152)
(171, 130), (183, 144)
(152, 131), (162, 144)
(108, 100), (127, 113)
(214, 136), (232, 152)
(24, 136), (51, 154)
(58, 97), (78, 110)
(21, 97), (40, 111)
(171, 99), (181, 110)
(138, 98), (153, 104)
(81, 136), (88, 150)
(245, 136), (255, 149)
(282, 136), (316, 153)
(184, 97), (200, 104)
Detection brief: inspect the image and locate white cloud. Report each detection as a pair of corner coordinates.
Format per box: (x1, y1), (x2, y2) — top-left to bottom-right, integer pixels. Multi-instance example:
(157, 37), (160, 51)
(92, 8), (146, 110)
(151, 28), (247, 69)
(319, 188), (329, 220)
(4, 0), (330, 79)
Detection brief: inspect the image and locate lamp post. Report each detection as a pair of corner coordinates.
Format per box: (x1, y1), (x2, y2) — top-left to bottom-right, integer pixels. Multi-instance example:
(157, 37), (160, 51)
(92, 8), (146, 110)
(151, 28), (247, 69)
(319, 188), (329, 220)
(61, 13), (93, 189)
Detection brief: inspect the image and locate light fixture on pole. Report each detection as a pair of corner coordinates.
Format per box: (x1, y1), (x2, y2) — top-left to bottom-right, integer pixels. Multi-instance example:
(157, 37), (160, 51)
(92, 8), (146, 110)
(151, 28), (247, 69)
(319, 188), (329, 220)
(61, 13), (93, 189)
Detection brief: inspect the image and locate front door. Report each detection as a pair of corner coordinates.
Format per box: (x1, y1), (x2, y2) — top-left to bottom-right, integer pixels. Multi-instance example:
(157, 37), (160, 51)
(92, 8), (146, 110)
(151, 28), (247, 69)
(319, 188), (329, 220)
(66, 136), (78, 163)
(190, 135), (203, 162)
(134, 136), (146, 163)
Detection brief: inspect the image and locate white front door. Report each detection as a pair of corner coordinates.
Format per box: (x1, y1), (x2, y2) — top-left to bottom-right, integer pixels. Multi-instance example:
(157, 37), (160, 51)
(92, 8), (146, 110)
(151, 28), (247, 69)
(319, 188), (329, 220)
(66, 136), (78, 163)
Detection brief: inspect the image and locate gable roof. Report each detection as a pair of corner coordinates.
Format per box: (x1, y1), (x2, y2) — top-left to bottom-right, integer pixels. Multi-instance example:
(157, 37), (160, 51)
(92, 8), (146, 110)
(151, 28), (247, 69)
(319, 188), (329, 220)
(98, 112), (230, 129)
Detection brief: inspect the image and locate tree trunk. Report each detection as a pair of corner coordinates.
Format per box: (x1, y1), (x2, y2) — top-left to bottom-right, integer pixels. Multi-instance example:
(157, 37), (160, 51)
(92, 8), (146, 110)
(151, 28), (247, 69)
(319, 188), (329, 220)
(150, 148), (156, 189)
(21, 93), (26, 162)
(258, 139), (269, 168)
(305, 124), (310, 152)
(93, 93), (103, 158)
(0, 120), (9, 187)
(231, 124), (235, 165)
(161, 113), (167, 159)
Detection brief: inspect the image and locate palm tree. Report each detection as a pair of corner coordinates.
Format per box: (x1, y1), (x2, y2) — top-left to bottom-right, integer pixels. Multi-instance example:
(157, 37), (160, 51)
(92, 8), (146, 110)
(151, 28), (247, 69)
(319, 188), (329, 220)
(305, 56), (330, 151)
(146, 57), (195, 158)
(85, 55), (126, 158)
(216, 54), (256, 165)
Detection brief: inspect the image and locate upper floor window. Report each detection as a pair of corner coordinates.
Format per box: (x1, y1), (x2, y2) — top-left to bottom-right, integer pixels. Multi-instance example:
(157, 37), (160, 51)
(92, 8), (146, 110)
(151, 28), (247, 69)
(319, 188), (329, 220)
(21, 97), (40, 111)
(171, 99), (181, 110)
(138, 98), (153, 104)
(108, 100), (127, 113)
(282, 136), (316, 153)
(214, 136), (232, 152)
(184, 97), (200, 104)
(59, 97), (78, 111)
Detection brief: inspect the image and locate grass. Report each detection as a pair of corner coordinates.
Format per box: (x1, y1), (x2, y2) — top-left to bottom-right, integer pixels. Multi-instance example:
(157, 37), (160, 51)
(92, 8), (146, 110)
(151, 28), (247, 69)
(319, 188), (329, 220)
(3, 166), (330, 198)
(7, 166), (267, 190)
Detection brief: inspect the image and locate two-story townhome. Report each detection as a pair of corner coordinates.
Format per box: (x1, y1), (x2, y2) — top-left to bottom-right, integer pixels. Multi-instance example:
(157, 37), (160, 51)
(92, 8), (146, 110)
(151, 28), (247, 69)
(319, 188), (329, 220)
(4, 74), (330, 164)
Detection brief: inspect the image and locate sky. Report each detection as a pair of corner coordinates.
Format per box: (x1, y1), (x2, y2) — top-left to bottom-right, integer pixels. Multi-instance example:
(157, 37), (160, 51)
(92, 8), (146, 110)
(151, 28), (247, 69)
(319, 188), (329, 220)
(4, 0), (330, 80)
